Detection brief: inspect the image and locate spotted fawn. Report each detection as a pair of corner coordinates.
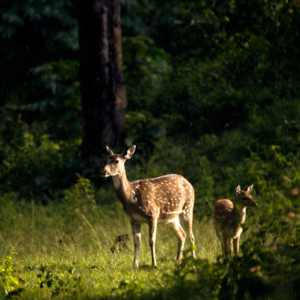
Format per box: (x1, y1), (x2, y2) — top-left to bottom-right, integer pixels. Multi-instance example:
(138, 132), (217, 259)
(213, 185), (257, 257)
(101, 145), (195, 267)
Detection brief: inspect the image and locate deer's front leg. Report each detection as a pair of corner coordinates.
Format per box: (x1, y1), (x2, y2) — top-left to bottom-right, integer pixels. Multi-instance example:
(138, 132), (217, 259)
(148, 219), (158, 267)
(131, 222), (142, 268)
(233, 236), (240, 256)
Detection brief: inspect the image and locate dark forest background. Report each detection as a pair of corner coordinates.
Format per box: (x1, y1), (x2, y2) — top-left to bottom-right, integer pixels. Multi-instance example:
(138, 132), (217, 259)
(1, 0), (300, 299)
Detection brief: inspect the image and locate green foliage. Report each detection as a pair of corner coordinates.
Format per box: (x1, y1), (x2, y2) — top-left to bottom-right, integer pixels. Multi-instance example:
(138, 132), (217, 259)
(63, 174), (95, 207)
(0, 125), (81, 197)
(0, 2), (81, 197)
(4, 59), (81, 141)
(0, 0), (78, 104)
(123, 35), (171, 157)
(130, 0), (300, 141)
(63, 174), (96, 228)
(125, 112), (166, 157)
(37, 265), (82, 298)
(0, 250), (22, 297)
(0, 193), (22, 229)
(0, 58), (82, 197)
(123, 35), (171, 111)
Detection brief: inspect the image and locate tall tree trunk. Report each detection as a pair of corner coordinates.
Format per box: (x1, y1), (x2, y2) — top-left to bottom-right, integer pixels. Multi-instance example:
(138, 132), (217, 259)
(78, 0), (127, 161)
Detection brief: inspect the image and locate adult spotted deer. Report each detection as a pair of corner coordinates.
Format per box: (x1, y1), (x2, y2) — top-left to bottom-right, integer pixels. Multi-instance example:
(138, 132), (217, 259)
(101, 145), (195, 267)
(213, 185), (257, 258)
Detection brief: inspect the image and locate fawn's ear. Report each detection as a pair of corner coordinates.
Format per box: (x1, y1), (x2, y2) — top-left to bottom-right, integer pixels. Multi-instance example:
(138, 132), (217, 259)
(235, 185), (241, 195)
(245, 184), (253, 193)
(106, 146), (114, 156)
(122, 145), (136, 160)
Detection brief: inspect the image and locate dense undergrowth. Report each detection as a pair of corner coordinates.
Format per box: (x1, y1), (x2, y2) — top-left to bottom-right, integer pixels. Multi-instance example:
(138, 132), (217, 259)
(0, 148), (300, 299)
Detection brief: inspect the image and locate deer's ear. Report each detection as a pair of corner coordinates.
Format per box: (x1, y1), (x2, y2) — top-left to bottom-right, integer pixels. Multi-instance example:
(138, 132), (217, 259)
(123, 145), (136, 160)
(106, 146), (114, 156)
(235, 185), (241, 195)
(246, 185), (253, 193)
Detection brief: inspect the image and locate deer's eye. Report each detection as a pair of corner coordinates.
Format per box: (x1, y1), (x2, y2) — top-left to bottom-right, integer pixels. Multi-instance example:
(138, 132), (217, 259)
(243, 197), (247, 200)
(115, 160), (119, 164)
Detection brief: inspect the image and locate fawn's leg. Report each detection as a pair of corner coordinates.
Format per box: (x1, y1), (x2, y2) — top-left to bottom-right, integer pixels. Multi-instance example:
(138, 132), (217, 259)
(171, 217), (186, 262)
(228, 239), (233, 258)
(216, 231), (224, 253)
(233, 236), (240, 256)
(148, 219), (158, 267)
(131, 222), (142, 268)
(223, 234), (232, 258)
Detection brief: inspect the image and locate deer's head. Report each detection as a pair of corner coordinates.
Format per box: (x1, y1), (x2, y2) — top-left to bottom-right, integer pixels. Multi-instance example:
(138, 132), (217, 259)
(100, 145), (136, 177)
(234, 185), (257, 208)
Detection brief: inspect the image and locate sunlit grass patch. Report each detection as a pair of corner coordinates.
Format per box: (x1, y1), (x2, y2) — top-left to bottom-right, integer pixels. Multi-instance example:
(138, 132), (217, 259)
(0, 196), (221, 299)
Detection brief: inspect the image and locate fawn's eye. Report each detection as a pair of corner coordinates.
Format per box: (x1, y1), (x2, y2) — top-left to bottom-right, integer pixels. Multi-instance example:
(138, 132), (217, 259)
(115, 160), (119, 164)
(243, 197), (247, 200)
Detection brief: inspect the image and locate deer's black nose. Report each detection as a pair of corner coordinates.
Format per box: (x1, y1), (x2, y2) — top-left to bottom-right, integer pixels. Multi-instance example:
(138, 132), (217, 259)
(100, 169), (107, 176)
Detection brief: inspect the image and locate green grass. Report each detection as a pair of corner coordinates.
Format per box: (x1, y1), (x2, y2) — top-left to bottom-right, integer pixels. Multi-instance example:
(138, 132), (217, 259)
(1, 188), (299, 300)
(0, 198), (222, 299)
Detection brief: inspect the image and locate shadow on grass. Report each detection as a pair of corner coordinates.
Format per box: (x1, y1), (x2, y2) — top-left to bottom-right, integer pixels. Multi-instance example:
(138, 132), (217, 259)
(138, 264), (158, 270)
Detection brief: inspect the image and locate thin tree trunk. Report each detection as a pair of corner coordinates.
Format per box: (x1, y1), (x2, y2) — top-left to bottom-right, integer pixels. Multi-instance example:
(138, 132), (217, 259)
(78, 0), (127, 161)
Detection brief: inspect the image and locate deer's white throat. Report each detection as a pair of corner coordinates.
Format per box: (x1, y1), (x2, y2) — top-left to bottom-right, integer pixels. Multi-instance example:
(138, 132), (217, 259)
(112, 175), (121, 189)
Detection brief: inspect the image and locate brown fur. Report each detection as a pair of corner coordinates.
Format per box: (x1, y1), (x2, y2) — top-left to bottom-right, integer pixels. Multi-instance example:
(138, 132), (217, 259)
(213, 185), (257, 257)
(101, 145), (195, 267)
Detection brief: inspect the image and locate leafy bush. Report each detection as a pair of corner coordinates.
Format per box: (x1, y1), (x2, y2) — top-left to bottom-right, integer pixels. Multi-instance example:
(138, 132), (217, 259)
(63, 174), (96, 228)
(0, 58), (82, 198)
(123, 35), (171, 112)
(0, 250), (23, 298)
(37, 264), (82, 298)
(0, 125), (81, 197)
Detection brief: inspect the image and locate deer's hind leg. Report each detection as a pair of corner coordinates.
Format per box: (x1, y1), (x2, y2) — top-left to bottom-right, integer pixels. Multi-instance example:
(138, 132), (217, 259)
(222, 234), (233, 258)
(171, 217), (186, 262)
(184, 214), (195, 259)
(148, 219), (158, 267)
(215, 230), (224, 253)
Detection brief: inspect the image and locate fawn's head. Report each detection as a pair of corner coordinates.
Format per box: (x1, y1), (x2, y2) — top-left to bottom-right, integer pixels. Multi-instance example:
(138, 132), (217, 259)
(234, 185), (258, 208)
(100, 145), (136, 177)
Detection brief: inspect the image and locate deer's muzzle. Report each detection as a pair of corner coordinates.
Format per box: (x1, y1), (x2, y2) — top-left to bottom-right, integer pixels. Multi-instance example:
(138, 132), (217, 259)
(100, 169), (109, 177)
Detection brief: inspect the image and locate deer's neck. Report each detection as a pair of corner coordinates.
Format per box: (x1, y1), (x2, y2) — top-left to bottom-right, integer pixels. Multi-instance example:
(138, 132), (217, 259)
(112, 170), (133, 206)
(232, 205), (247, 224)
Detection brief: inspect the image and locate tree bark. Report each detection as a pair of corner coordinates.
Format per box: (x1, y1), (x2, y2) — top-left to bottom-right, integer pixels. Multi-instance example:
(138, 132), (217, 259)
(78, 0), (127, 161)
